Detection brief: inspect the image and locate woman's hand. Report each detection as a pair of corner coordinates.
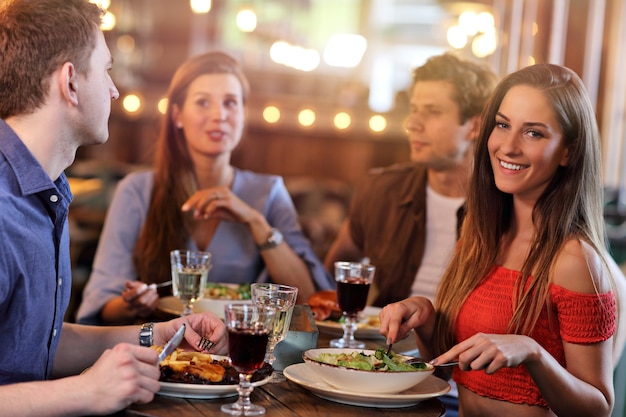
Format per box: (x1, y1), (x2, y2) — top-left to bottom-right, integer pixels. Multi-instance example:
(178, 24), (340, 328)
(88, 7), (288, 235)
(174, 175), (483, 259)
(181, 185), (316, 303)
(182, 186), (258, 224)
(433, 333), (541, 374)
(155, 313), (228, 355)
(121, 281), (159, 318)
(378, 296), (436, 345)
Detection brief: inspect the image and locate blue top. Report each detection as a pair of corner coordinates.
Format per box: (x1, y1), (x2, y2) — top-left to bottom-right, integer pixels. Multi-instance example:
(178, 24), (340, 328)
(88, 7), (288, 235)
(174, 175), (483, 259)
(77, 169), (333, 324)
(0, 120), (72, 384)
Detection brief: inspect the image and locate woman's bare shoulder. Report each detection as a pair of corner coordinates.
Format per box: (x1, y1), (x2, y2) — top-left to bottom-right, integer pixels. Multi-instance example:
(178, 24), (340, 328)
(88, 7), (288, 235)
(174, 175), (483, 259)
(551, 239), (610, 293)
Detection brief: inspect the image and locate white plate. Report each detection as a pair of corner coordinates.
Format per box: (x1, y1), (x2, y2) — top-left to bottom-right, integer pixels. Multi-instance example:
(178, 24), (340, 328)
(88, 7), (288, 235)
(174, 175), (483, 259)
(158, 355), (271, 399)
(158, 296), (251, 319)
(315, 306), (383, 339)
(283, 363), (450, 408)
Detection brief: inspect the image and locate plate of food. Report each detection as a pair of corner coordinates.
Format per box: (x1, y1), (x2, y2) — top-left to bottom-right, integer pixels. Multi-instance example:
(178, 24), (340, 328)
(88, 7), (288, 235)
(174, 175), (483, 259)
(308, 290), (383, 339)
(158, 283), (251, 319)
(156, 349), (272, 399)
(283, 362), (449, 408)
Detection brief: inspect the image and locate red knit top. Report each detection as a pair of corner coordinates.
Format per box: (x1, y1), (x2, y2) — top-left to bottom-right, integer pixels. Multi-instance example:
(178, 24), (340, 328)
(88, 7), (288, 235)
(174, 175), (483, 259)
(454, 266), (616, 408)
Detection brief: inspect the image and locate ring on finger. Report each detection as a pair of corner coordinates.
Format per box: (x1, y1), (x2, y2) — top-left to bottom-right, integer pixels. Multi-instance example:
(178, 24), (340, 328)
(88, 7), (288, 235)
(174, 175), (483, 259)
(197, 336), (216, 351)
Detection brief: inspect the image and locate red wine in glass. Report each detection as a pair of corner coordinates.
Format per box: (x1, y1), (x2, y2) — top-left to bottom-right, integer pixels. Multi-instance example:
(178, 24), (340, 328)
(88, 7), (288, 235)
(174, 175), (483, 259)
(336, 278), (370, 315)
(228, 328), (270, 374)
(330, 262), (376, 349)
(222, 303), (274, 416)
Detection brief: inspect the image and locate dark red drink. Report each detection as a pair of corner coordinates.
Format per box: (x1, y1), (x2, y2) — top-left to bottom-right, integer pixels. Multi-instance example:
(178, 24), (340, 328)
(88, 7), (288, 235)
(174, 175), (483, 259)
(228, 328), (269, 374)
(336, 278), (370, 315)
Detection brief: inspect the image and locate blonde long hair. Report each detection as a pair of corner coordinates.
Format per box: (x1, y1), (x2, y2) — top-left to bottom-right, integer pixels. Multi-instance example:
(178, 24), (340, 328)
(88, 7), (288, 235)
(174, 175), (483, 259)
(433, 64), (610, 354)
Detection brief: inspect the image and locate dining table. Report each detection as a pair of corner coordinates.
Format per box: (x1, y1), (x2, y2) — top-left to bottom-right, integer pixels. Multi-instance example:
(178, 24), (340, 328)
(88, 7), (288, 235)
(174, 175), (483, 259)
(105, 305), (448, 417)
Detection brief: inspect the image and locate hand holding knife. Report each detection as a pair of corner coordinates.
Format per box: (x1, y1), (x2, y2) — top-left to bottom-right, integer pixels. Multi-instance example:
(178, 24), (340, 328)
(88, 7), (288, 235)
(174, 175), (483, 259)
(158, 324), (186, 363)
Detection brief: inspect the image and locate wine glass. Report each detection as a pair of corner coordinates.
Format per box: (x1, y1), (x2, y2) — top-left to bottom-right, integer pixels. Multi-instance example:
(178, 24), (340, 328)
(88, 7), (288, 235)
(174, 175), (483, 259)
(250, 283), (298, 383)
(170, 249), (212, 316)
(221, 303), (275, 416)
(329, 261), (376, 349)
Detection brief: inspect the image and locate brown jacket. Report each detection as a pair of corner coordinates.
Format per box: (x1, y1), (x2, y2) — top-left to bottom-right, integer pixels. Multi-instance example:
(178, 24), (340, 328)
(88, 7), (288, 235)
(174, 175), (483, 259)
(349, 163), (463, 307)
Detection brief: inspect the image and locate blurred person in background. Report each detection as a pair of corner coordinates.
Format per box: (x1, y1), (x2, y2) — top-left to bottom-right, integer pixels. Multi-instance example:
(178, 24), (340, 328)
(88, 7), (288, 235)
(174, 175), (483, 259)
(0, 1), (226, 415)
(77, 51), (332, 325)
(324, 53), (498, 307)
(380, 63), (623, 417)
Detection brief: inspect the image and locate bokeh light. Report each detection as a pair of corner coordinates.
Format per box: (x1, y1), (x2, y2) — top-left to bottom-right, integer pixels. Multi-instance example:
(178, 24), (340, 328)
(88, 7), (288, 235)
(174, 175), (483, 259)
(298, 109), (316, 127)
(236, 9), (257, 32)
(190, 0), (211, 14)
(368, 115), (387, 133)
(263, 105), (281, 124)
(333, 112), (352, 130)
(122, 93), (143, 114)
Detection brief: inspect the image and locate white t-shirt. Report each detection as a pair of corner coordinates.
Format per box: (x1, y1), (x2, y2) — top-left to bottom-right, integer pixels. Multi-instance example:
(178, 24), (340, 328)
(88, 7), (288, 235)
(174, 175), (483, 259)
(410, 185), (464, 300)
(410, 185), (464, 399)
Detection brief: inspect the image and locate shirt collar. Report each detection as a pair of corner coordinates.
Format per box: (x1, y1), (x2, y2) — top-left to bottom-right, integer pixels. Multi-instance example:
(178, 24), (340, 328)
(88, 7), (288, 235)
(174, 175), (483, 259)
(0, 119), (71, 200)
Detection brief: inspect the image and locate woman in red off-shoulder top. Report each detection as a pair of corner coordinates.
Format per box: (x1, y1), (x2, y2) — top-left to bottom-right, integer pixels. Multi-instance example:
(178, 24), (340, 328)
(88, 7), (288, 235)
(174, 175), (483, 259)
(379, 64), (622, 417)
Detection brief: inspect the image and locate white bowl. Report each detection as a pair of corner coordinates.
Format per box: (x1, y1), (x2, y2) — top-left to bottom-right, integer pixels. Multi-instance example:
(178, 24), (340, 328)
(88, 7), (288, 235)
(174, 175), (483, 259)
(302, 348), (434, 394)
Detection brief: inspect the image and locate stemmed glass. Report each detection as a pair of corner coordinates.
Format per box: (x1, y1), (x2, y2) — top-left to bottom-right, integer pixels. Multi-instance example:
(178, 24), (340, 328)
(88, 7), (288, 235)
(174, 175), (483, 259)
(329, 261), (376, 349)
(221, 303), (275, 416)
(170, 249), (212, 316)
(250, 283), (298, 383)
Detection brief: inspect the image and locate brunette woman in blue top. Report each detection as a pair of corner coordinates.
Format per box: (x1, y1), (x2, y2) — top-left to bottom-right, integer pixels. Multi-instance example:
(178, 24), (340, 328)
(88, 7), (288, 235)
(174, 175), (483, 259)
(77, 51), (332, 325)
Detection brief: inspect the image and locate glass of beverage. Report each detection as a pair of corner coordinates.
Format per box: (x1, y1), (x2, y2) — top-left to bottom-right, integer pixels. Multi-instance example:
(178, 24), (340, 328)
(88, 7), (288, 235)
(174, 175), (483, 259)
(251, 283), (298, 383)
(329, 261), (376, 349)
(170, 249), (212, 316)
(221, 303), (275, 416)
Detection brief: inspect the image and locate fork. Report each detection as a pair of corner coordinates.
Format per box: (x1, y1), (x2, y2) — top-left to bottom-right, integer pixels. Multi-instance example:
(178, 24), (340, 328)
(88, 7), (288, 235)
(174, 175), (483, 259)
(404, 357), (459, 367)
(148, 281), (172, 290)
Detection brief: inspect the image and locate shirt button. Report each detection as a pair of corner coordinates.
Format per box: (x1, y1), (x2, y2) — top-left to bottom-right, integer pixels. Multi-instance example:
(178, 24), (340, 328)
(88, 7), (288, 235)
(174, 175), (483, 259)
(53, 328), (57, 337)
(58, 278), (62, 286)
(50, 195), (59, 203)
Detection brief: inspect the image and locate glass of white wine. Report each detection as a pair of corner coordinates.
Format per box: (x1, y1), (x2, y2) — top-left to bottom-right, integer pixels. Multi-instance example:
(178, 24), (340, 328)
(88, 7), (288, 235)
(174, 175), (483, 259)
(170, 250), (212, 316)
(250, 283), (298, 382)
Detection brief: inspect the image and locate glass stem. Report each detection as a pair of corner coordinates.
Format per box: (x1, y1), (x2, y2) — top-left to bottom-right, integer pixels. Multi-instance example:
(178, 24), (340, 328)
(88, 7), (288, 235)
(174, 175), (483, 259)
(265, 342), (276, 365)
(181, 303), (193, 316)
(342, 314), (358, 342)
(236, 373), (254, 409)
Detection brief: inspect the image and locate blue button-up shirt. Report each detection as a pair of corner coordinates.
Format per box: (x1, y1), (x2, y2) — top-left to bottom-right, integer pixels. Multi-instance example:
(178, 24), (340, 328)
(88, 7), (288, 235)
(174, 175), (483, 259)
(0, 119), (72, 383)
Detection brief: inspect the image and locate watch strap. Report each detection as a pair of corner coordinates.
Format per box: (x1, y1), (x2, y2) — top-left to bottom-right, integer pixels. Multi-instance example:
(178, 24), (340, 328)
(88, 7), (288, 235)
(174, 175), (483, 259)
(139, 322), (154, 347)
(258, 227), (283, 251)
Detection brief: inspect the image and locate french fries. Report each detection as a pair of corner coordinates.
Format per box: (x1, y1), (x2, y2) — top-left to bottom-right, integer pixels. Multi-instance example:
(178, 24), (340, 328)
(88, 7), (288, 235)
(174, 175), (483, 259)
(152, 347), (213, 366)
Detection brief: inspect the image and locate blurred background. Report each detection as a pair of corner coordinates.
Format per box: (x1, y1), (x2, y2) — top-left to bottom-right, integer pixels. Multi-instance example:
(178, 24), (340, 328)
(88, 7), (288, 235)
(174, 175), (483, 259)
(68, 0), (625, 294)
(68, 0), (626, 281)
(69, 0), (626, 264)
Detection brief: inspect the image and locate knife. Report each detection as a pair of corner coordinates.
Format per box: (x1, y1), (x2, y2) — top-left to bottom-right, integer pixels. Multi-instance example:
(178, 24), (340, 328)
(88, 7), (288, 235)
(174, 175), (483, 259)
(158, 323), (186, 363)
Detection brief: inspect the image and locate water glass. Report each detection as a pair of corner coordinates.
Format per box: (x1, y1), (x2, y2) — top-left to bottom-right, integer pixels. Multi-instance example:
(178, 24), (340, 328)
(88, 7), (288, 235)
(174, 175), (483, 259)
(170, 249), (212, 316)
(251, 283), (298, 382)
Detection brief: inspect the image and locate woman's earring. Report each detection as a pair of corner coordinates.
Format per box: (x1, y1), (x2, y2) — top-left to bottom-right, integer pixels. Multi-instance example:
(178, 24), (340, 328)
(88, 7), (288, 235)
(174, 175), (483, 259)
(176, 123), (183, 129)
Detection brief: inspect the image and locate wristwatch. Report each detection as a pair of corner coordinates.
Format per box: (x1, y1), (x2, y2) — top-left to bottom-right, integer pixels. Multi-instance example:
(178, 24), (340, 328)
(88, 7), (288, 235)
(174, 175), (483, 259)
(258, 227), (283, 251)
(139, 322), (154, 347)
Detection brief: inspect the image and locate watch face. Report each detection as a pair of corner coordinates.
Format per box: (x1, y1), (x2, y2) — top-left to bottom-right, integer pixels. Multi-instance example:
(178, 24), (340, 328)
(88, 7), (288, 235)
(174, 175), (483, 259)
(270, 228), (283, 245)
(260, 228), (283, 250)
